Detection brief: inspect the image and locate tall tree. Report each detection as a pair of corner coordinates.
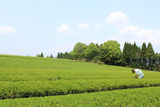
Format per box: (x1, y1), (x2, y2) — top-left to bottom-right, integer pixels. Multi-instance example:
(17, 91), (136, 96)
(121, 42), (128, 66)
(50, 54), (53, 58)
(155, 53), (160, 71)
(140, 42), (147, 69)
(57, 52), (60, 58)
(131, 42), (138, 67)
(40, 52), (44, 57)
(126, 43), (132, 65)
(146, 42), (155, 70)
(136, 47), (141, 68)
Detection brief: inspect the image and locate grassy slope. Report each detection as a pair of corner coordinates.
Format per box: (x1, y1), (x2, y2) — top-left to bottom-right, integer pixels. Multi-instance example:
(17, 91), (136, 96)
(0, 54), (160, 106)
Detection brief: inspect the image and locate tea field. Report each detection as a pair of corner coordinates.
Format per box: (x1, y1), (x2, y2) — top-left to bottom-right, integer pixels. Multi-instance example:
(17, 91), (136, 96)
(1, 87), (160, 107)
(0, 54), (160, 106)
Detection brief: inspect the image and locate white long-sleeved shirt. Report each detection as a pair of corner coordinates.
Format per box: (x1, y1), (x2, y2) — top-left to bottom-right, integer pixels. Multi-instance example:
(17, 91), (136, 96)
(135, 69), (143, 75)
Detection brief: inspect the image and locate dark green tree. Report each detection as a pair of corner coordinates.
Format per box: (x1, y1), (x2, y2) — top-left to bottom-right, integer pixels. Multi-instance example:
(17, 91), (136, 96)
(130, 42), (138, 67)
(97, 46), (108, 64)
(140, 42), (147, 69)
(121, 42), (128, 66)
(40, 52), (44, 57)
(57, 52), (61, 58)
(63, 52), (69, 59)
(126, 43), (132, 66)
(50, 54), (53, 58)
(146, 42), (155, 70)
(155, 53), (160, 71)
(136, 47), (141, 68)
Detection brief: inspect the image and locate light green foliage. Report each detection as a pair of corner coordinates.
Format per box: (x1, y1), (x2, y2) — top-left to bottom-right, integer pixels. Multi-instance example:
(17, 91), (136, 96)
(1, 87), (160, 106)
(102, 40), (122, 64)
(102, 40), (121, 58)
(71, 42), (86, 59)
(84, 43), (98, 61)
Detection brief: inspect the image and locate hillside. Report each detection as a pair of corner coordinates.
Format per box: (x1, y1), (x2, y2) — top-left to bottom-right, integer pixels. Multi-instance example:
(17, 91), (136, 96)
(0, 54), (160, 106)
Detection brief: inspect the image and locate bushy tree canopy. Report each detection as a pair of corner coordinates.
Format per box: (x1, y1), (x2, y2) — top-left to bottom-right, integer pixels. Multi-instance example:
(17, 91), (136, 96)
(71, 42), (86, 59)
(84, 43), (98, 61)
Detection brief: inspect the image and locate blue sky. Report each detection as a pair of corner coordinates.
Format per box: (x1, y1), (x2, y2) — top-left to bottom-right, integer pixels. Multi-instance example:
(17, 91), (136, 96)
(0, 0), (160, 57)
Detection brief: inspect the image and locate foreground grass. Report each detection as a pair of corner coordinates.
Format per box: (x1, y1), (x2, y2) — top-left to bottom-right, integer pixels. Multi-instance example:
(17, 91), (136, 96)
(0, 54), (160, 99)
(1, 86), (160, 107)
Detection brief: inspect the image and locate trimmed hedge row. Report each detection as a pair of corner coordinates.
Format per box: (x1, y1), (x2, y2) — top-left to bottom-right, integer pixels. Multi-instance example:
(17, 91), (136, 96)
(1, 86), (160, 107)
(1, 79), (160, 99)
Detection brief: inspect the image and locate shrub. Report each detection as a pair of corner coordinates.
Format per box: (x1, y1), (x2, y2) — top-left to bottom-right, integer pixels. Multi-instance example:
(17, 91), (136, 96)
(97, 61), (104, 65)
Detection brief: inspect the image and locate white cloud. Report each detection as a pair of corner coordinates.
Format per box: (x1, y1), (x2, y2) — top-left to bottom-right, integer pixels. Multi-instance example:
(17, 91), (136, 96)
(106, 11), (129, 27)
(118, 25), (139, 37)
(106, 11), (160, 52)
(94, 22), (104, 30)
(118, 25), (160, 41)
(55, 24), (76, 34)
(109, 25), (160, 50)
(77, 22), (90, 30)
(0, 26), (18, 34)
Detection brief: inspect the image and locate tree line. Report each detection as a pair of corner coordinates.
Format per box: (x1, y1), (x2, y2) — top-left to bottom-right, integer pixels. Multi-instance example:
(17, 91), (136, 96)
(36, 52), (53, 58)
(57, 40), (160, 71)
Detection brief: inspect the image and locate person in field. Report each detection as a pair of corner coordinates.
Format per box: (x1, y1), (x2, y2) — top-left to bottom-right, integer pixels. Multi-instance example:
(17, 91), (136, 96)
(132, 69), (144, 79)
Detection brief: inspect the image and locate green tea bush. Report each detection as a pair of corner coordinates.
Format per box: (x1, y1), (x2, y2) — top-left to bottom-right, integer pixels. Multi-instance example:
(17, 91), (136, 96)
(0, 55), (160, 99)
(1, 87), (160, 107)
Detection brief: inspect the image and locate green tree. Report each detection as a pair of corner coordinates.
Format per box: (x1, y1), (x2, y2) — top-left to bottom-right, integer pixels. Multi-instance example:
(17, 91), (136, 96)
(131, 42), (137, 61)
(140, 42), (147, 69)
(68, 52), (73, 59)
(60, 52), (63, 58)
(84, 43), (98, 61)
(126, 43), (132, 66)
(97, 46), (108, 63)
(155, 53), (160, 71)
(146, 42), (155, 70)
(57, 52), (61, 58)
(40, 52), (44, 57)
(36, 54), (41, 57)
(102, 40), (122, 65)
(63, 52), (69, 59)
(50, 54), (53, 58)
(136, 47), (141, 68)
(130, 42), (138, 67)
(121, 42), (127, 66)
(71, 42), (86, 59)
